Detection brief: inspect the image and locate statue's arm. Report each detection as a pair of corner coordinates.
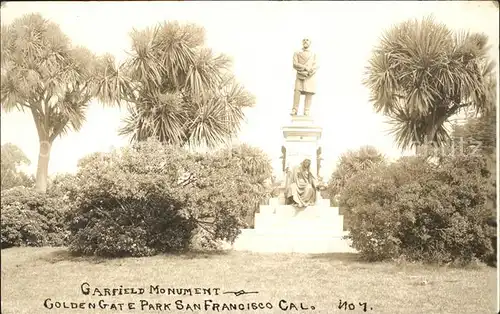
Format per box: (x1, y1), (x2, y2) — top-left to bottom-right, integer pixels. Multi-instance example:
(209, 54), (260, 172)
(308, 54), (318, 75)
(293, 52), (305, 71)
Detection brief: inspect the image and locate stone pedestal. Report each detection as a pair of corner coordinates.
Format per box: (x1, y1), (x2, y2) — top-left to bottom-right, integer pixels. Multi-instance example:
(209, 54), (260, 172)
(281, 116), (322, 178)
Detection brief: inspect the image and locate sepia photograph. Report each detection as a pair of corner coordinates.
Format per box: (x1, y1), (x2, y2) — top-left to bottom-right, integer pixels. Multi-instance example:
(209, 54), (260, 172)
(1, 1), (498, 313)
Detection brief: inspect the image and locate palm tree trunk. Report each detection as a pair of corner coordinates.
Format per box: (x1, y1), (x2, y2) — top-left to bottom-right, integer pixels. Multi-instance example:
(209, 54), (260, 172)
(415, 126), (439, 157)
(35, 136), (52, 193)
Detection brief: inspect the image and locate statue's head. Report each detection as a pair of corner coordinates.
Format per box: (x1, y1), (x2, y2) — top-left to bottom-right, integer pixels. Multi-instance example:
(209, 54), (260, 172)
(302, 38), (311, 49)
(302, 158), (311, 169)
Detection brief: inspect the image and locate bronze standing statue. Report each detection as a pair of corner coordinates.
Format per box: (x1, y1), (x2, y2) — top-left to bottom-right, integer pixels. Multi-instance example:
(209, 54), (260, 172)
(292, 38), (318, 116)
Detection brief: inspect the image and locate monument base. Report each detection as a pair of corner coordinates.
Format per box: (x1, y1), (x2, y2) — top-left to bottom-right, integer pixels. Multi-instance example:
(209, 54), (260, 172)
(232, 198), (357, 254)
(281, 115), (323, 178)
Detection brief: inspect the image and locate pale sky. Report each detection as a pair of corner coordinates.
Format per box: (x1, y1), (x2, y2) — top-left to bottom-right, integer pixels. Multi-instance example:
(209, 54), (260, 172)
(1, 1), (498, 178)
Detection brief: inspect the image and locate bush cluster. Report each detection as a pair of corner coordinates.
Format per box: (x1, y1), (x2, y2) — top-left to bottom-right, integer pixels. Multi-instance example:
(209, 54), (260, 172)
(340, 155), (496, 264)
(327, 146), (387, 230)
(1, 187), (69, 248)
(1, 140), (271, 257)
(65, 139), (271, 257)
(327, 146), (386, 199)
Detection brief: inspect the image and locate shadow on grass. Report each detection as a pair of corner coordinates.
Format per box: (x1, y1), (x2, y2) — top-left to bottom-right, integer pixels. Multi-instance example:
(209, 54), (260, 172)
(307, 252), (363, 263)
(40, 248), (110, 264)
(307, 253), (388, 271)
(163, 249), (232, 260)
(40, 248), (232, 264)
(308, 252), (497, 271)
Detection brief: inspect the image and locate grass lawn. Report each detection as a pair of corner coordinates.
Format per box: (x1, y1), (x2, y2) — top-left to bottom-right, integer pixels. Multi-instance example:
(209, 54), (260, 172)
(1, 247), (497, 314)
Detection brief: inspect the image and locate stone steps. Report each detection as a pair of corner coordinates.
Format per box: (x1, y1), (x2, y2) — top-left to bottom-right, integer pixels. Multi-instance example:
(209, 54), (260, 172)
(254, 216), (345, 235)
(233, 229), (356, 254)
(259, 205), (339, 217)
(231, 199), (356, 254)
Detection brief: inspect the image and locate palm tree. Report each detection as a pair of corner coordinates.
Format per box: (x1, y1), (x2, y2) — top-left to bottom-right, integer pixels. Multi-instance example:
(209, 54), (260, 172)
(118, 22), (254, 149)
(364, 16), (495, 152)
(229, 143), (273, 179)
(1, 14), (127, 192)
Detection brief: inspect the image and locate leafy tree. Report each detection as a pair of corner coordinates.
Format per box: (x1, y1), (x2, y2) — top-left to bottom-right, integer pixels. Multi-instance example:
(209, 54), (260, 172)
(118, 22), (254, 149)
(327, 146), (386, 198)
(364, 16), (495, 151)
(1, 143), (34, 190)
(1, 14), (127, 192)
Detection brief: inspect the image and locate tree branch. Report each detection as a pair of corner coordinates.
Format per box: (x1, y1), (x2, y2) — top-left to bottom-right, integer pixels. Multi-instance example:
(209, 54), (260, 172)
(49, 117), (69, 142)
(29, 106), (45, 140)
(448, 102), (472, 117)
(16, 102), (33, 111)
(48, 91), (92, 142)
(43, 95), (50, 136)
(191, 217), (216, 236)
(30, 90), (44, 113)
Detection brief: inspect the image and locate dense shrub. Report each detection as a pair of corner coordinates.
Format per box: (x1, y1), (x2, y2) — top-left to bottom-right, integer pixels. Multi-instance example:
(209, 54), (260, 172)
(216, 144), (273, 230)
(47, 173), (79, 198)
(327, 146), (386, 229)
(1, 187), (69, 248)
(340, 155), (495, 264)
(327, 146), (386, 200)
(66, 139), (271, 257)
(451, 107), (496, 218)
(68, 196), (195, 257)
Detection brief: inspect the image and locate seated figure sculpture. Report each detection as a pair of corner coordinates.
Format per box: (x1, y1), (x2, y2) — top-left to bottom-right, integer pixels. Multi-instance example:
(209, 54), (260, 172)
(284, 159), (317, 208)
